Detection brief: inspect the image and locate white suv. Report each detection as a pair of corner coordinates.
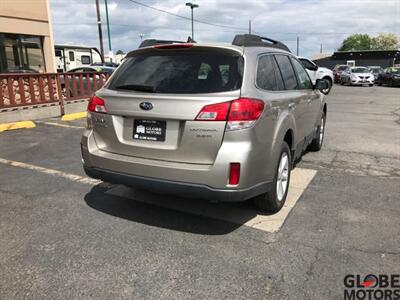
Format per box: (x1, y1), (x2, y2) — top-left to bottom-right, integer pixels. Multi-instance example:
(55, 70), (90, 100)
(298, 57), (334, 94)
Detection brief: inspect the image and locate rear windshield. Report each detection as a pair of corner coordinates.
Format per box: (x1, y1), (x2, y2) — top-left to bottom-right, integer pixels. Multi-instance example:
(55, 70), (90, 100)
(352, 67), (368, 73)
(108, 50), (244, 94)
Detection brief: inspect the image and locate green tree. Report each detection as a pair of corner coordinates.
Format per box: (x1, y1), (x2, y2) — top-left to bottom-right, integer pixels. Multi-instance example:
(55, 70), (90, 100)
(115, 49), (125, 55)
(371, 33), (400, 50)
(338, 34), (373, 51)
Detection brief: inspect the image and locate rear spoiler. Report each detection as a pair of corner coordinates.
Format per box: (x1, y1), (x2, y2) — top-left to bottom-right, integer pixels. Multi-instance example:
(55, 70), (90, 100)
(232, 34), (291, 52)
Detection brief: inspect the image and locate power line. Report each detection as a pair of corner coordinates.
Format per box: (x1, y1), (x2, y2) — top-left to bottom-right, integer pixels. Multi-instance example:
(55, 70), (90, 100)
(125, 0), (249, 31)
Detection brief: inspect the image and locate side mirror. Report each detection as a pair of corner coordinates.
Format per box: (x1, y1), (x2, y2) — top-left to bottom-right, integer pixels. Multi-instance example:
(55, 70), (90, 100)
(315, 79), (329, 94)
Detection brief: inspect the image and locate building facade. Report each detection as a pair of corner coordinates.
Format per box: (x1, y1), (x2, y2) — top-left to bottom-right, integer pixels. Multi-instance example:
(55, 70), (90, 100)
(0, 0), (56, 73)
(313, 50), (400, 70)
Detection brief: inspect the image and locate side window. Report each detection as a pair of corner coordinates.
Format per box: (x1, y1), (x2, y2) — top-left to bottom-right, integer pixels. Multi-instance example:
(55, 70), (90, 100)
(81, 55), (91, 65)
(299, 58), (315, 70)
(68, 51), (75, 62)
(55, 50), (62, 57)
(274, 55), (298, 90)
(257, 55), (278, 91)
(291, 58), (313, 89)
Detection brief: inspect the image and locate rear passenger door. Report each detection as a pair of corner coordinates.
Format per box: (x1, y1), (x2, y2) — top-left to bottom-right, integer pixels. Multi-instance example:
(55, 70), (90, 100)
(290, 57), (319, 138)
(274, 54), (309, 147)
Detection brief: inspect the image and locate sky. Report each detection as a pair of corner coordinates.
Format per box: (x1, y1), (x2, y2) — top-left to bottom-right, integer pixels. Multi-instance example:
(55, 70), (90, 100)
(49, 0), (400, 58)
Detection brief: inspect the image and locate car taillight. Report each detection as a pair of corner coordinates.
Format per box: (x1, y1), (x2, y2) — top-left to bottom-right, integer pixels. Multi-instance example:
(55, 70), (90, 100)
(88, 95), (107, 113)
(195, 101), (231, 121)
(229, 163), (240, 185)
(195, 98), (264, 131)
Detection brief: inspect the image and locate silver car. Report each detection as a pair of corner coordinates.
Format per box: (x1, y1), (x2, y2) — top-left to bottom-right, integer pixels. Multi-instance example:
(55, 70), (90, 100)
(81, 34), (328, 213)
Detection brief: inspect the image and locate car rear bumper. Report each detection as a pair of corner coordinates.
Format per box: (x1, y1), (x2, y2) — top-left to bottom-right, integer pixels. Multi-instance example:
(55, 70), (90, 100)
(84, 165), (272, 202)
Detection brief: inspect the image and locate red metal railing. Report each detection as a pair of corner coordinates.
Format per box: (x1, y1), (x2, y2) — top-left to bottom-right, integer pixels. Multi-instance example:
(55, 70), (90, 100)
(0, 72), (110, 115)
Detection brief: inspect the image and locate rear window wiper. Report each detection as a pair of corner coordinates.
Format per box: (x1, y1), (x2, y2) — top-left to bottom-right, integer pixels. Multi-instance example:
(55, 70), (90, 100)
(114, 84), (156, 92)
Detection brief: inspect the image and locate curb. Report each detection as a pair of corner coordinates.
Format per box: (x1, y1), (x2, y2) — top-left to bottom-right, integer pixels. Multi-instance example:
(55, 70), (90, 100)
(0, 121), (36, 132)
(61, 112), (87, 121)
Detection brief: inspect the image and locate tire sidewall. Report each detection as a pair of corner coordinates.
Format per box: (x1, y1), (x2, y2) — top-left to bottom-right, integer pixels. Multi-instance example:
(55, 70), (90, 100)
(269, 142), (292, 212)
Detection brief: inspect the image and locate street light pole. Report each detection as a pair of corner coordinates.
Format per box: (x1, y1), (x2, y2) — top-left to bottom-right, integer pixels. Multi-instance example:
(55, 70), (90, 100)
(105, 0), (112, 62)
(185, 2), (199, 41)
(95, 0), (104, 62)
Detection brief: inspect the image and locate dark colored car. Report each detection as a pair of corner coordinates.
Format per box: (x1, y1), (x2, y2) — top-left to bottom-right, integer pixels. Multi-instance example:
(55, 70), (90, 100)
(92, 62), (120, 68)
(368, 66), (383, 82)
(333, 65), (350, 83)
(378, 67), (400, 87)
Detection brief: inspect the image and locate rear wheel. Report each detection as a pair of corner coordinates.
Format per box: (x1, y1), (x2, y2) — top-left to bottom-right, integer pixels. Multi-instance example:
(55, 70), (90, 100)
(308, 113), (326, 152)
(253, 142), (291, 213)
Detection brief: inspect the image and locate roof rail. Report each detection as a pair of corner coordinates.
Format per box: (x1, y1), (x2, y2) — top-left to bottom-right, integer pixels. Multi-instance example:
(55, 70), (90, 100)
(232, 34), (291, 53)
(139, 37), (196, 48)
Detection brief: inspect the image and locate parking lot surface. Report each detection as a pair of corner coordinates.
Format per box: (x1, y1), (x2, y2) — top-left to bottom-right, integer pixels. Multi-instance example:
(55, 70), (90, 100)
(0, 85), (399, 299)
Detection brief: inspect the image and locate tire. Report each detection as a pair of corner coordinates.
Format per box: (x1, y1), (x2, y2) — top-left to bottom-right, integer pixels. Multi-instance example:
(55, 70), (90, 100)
(61, 85), (73, 98)
(340, 80), (344, 85)
(308, 112), (326, 152)
(389, 79), (394, 87)
(378, 80), (382, 86)
(369, 84), (373, 87)
(253, 142), (291, 213)
(321, 77), (332, 94)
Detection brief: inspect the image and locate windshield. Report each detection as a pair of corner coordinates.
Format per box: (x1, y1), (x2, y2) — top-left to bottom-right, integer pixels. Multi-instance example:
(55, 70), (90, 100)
(337, 66), (348, 71)
(108, 50), (244, 94)
(352, 67), (368, 73)
(391, 68), (400, 74)
(368, 67), (381, 72)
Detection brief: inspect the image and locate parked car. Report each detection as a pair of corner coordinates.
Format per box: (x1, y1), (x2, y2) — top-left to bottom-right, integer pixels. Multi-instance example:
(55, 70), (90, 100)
(377, 67), (400, 87)
(81, 34), (328, 213)
(368, 66), (383, 82)
(61, 66), (116, 97)
(92, 62), (120, 68)
(340, 66), (374, 86)
(333, 65), (350, 83)
(298, 57), (334, 94)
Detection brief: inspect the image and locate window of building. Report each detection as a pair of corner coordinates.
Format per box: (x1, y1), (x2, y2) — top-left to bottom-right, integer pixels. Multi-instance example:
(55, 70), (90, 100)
(81, 55), (91, 65)
(0, 33), (45, 73)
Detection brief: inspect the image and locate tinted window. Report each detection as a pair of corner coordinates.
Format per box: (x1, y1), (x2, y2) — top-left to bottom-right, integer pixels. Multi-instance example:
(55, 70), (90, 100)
(109, 51), (243, 94)
(256, 55), (284, 91)
(81, 55), (91, 65)
(69, 51), (75, 61)
(299, 58), (315, 70)
(274, 55), (298, 90)
(291, 58), (313, 89)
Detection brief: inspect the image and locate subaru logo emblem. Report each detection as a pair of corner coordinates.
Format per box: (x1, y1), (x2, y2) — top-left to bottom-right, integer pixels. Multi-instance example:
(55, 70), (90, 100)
(139, 102), (153, 111)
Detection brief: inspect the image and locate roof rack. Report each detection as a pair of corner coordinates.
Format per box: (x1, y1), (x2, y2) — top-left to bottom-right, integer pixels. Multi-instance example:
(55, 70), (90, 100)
(232, 34), (291, 52)
(139, 37), (196, 48)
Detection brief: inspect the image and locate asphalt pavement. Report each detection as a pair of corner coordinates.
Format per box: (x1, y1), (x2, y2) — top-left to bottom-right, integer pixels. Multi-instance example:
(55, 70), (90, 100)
(0, 85), (399, 300)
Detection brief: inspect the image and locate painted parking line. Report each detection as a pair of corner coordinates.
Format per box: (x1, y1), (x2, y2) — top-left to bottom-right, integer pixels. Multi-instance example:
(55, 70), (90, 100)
(61, 112), (87, 121)
(0, 156), (316, 233)
(0, 158), (99, 185)
(0, 121), (36, 132)
(106, 168), (317, 233)
(39, 121), (85, 129)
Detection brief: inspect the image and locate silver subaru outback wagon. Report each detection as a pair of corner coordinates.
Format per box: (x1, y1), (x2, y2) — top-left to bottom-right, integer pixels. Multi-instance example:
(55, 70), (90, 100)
(81, 34), (328, 213)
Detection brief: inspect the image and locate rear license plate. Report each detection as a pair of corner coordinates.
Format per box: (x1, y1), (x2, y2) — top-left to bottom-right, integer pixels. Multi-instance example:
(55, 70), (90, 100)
(133, 119), (166, 142)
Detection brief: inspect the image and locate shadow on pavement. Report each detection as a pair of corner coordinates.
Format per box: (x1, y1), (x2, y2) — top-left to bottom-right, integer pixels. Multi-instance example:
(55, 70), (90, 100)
(84, 184), (260, 235)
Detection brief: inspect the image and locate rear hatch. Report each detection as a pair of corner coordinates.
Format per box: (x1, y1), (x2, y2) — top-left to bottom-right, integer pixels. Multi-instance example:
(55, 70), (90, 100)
(91, 45), (244, 165)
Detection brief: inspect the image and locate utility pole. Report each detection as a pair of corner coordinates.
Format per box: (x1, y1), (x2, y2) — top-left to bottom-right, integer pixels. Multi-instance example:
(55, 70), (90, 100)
(105, 0), (112, 62)
(320, 43), (323, 54)
(185, 2), (199, 41)
(95, 0), (104, 62)
(296, 36), (299, 56)
(249, 20), (251, 34)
